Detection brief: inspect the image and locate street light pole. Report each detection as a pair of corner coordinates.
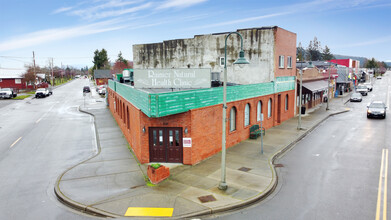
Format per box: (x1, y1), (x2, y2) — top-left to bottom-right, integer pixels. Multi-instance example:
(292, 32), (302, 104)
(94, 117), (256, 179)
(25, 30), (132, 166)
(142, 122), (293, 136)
(219, 32), (250, 191)
(297, 59), (303, 130)
(326, 63), (331, 110)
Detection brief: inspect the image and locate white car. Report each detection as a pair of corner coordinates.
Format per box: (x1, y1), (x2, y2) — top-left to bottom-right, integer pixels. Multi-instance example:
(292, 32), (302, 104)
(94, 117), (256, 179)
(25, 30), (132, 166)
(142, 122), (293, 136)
(35, 88), (50, 98)
(0, 88), (17, 99)
(363, 83), (373, 92)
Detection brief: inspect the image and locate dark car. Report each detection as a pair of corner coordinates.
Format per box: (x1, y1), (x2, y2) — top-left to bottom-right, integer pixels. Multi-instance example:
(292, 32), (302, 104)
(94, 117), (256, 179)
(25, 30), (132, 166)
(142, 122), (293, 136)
(350, 93), (362, 102)
(367, 101), (387, 119)
(83, 86), (91, 93)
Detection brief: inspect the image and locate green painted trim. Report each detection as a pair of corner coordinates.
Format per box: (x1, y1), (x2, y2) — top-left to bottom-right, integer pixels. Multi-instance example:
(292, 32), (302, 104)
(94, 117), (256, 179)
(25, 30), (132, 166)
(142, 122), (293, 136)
(108, 76), (295, 118)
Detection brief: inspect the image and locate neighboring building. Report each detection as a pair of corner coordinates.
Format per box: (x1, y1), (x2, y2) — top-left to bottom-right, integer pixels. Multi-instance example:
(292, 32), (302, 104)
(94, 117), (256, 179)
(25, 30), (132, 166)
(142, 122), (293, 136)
(94, 70), (112, 85)
(108, 26), (297, 165)
(296, 61), (337, 113)
(0, 75), (26, 90)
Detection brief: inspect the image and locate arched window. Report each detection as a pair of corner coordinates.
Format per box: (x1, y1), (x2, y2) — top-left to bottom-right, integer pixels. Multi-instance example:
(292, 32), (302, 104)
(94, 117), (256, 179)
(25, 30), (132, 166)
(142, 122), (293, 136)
(244, 103), (250, 127)
(268, 98), (272, 118)
(230, 107), (236, 132)
(122, 103), (125, 123)
(285, 94), (289, 111)
(257, 101), (262, 121)
(127, 106), (130, 130)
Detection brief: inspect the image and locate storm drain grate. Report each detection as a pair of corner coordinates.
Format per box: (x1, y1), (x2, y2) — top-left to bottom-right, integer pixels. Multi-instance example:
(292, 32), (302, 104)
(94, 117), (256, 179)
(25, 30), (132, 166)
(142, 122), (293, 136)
(198, 195), (216, 203)
(274, 164), (284, 168)
(238, 167), (252, 172)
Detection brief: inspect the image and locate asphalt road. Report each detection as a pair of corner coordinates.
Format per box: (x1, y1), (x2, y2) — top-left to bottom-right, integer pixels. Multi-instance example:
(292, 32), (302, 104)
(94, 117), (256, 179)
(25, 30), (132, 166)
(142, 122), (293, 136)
(0, 79), (101, 219)
(207, 72), (391, 220)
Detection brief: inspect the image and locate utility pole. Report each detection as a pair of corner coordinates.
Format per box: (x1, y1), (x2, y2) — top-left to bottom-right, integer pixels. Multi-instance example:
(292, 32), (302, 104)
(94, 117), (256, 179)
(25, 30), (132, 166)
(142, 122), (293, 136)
(33, 51), (36, 89)
(51, 58), (54, 87)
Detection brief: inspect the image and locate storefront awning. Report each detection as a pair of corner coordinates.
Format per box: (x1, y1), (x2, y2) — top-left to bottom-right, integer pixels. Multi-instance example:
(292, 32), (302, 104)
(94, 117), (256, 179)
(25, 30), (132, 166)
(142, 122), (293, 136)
(302, 80), (328, 93)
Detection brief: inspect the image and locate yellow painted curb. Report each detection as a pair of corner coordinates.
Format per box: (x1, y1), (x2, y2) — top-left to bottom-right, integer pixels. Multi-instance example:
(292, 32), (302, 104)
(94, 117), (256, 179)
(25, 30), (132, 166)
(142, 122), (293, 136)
(124, 207), (174, 217)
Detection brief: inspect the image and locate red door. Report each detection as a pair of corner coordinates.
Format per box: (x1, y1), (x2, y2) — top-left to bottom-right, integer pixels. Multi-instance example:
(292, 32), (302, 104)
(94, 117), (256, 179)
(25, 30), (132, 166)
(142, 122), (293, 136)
(149, 127), (183, 163)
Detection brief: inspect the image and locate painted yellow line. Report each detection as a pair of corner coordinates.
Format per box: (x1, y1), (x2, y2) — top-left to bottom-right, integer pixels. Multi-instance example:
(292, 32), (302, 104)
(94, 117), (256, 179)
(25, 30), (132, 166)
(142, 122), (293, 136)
(10, 137), (22, 148)
(124, 207), (174, 217)
(376, 149), (385, 220)
(383, 149), (388, 220)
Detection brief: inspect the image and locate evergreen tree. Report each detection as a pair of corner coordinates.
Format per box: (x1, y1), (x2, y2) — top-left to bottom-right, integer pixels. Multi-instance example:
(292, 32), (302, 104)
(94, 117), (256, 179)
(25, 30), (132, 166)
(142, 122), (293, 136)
(365, 58), (378, 69)
(92, 49), (110, 70)
(116, 51), (128, 66)
(322, 45), (335, 60)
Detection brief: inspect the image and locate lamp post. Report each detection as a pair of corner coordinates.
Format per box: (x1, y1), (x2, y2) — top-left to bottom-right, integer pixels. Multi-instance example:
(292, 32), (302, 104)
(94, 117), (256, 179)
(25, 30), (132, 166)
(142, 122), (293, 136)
(326, 62), (331, 110)
(297, 59), (303, 130)
(219, 32), (250, 191)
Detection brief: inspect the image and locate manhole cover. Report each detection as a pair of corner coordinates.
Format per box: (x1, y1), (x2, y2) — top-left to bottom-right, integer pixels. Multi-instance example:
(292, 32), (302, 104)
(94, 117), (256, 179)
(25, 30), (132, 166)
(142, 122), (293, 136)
(274, 164), (284, 168)
(238, 167), (251, 172)
(198, 195), (216, 203)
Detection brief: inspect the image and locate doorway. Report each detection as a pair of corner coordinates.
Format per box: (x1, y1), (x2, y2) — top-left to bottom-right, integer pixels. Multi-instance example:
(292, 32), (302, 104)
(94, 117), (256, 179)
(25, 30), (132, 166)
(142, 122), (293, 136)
(149, 127), (183, 163)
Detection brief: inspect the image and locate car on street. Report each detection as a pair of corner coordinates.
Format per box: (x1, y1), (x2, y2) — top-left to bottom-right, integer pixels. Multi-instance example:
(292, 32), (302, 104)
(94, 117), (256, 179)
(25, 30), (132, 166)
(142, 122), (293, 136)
(363, 83), (373, 92)
(98, 87), (106, 96)
(0, 88), (17, 99)
(35, 88), (50, 98)
(367, 101), (387, 119)
(377, 75), (382, 79)
(350, 93), (362, 102)
(356, 85), (368, 96)
(83, 86), (91, 93)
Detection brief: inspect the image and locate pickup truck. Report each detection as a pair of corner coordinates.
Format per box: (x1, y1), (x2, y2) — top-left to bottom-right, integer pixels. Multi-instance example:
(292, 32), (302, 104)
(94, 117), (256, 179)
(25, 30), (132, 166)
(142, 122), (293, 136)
(356, 85), (368, 96)
(0, 88), (17, 99)
(35, 88), (50, 98)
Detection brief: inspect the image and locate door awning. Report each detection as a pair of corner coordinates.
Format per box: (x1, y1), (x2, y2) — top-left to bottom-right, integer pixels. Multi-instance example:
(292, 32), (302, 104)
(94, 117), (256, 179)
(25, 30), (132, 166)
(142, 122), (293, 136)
(302, 80), (328, 93)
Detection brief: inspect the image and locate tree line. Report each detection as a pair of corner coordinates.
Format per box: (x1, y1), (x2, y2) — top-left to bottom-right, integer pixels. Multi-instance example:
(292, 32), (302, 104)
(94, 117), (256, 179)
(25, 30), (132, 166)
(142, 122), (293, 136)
(91, 49), (132, 76)
(297, 37), (335, 61)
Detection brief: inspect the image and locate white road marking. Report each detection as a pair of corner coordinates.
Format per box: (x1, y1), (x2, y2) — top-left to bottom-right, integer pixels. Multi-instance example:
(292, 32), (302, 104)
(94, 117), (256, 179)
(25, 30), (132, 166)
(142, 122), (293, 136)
(10, 137), (22, 148)
(35, 105), (55, 124)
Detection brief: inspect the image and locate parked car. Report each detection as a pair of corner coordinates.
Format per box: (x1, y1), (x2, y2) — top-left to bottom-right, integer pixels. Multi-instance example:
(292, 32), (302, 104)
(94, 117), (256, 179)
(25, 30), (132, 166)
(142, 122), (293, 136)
(363, 83), (373, 92)
(0, 88), (17, 99)
(96, 85), (106, 92)
(83, 86), (91, 93)
(356, 85), (368, 96)
(350, 93), (362, 102)
(377, 75), (382, 79)
(35, 88), (50, 98)
(98, 87), (106, 95)
(367, 101), (387, 119)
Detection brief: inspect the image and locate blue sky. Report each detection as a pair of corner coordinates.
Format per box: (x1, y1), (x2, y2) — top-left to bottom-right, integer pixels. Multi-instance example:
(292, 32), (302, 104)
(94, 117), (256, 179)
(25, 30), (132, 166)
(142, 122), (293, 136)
(0, 0), (390, 75)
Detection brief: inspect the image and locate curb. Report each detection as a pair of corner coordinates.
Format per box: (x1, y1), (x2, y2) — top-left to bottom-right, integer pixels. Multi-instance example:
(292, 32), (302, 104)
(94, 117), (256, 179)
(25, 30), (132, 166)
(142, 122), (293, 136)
(190, 108), (350, 219)
(54, 105), (350, 219)
(53, 106), (119, 218)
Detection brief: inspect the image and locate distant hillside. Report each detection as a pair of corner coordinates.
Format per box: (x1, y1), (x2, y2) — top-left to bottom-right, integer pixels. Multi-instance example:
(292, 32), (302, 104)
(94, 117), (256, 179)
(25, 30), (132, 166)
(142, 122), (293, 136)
(333, 54), (368, 67)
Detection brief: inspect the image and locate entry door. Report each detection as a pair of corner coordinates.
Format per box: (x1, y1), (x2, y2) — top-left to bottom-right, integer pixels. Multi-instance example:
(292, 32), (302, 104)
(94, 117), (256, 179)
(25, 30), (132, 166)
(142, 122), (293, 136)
(149, 127), (183, 163)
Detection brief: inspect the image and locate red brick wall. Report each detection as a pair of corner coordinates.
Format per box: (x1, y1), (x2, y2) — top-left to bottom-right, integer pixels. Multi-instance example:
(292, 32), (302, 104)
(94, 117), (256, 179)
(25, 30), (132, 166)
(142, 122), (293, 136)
(274, 27), (297, 78)
(108, 87), (295, 165)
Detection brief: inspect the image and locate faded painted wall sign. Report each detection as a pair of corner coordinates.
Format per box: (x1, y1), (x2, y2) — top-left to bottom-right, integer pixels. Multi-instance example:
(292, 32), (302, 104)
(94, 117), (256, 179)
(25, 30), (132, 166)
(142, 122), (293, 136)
(134, 68), (211, 89)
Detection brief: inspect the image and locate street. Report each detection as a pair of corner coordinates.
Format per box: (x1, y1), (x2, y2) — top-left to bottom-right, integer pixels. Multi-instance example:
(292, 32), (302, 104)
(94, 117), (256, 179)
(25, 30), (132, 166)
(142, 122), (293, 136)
(0, 79), (99, 219)
(207, 73), (391, 220)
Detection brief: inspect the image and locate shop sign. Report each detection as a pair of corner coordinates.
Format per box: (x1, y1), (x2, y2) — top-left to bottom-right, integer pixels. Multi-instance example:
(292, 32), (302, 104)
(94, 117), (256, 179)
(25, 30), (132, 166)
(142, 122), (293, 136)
(134, 68), (211, 89)
(183, 138), (192, 147)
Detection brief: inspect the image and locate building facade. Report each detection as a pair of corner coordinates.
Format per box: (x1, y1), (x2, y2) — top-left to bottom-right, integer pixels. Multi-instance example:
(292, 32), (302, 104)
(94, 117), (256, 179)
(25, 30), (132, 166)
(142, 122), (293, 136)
(0, 76), (26, 90)
(108, 26), (297, 165)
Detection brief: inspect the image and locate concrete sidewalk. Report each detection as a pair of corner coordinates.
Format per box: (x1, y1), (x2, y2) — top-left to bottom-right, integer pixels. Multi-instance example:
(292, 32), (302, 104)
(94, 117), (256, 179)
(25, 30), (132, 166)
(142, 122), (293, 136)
(54, 92), (351, 218)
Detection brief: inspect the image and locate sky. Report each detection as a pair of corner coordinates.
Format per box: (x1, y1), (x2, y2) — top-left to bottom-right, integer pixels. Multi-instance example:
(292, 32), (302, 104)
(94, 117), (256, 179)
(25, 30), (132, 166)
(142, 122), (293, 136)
(0, 0), (390, 76)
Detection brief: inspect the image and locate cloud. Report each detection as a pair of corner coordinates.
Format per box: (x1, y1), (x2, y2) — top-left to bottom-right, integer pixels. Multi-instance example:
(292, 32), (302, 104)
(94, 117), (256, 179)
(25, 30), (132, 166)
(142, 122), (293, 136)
(157, 0), (208, 9)
(190, 12), (292, 30)
(336, 35), (391, 48)
(68, 0), (149, 20)
(0, 19), (126, 52)
(52, 6), (74, 14)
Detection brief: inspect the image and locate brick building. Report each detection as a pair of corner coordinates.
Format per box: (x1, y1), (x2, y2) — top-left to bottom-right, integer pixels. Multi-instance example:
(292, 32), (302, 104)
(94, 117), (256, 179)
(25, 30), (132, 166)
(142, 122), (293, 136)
(108, 26), (297, 165)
